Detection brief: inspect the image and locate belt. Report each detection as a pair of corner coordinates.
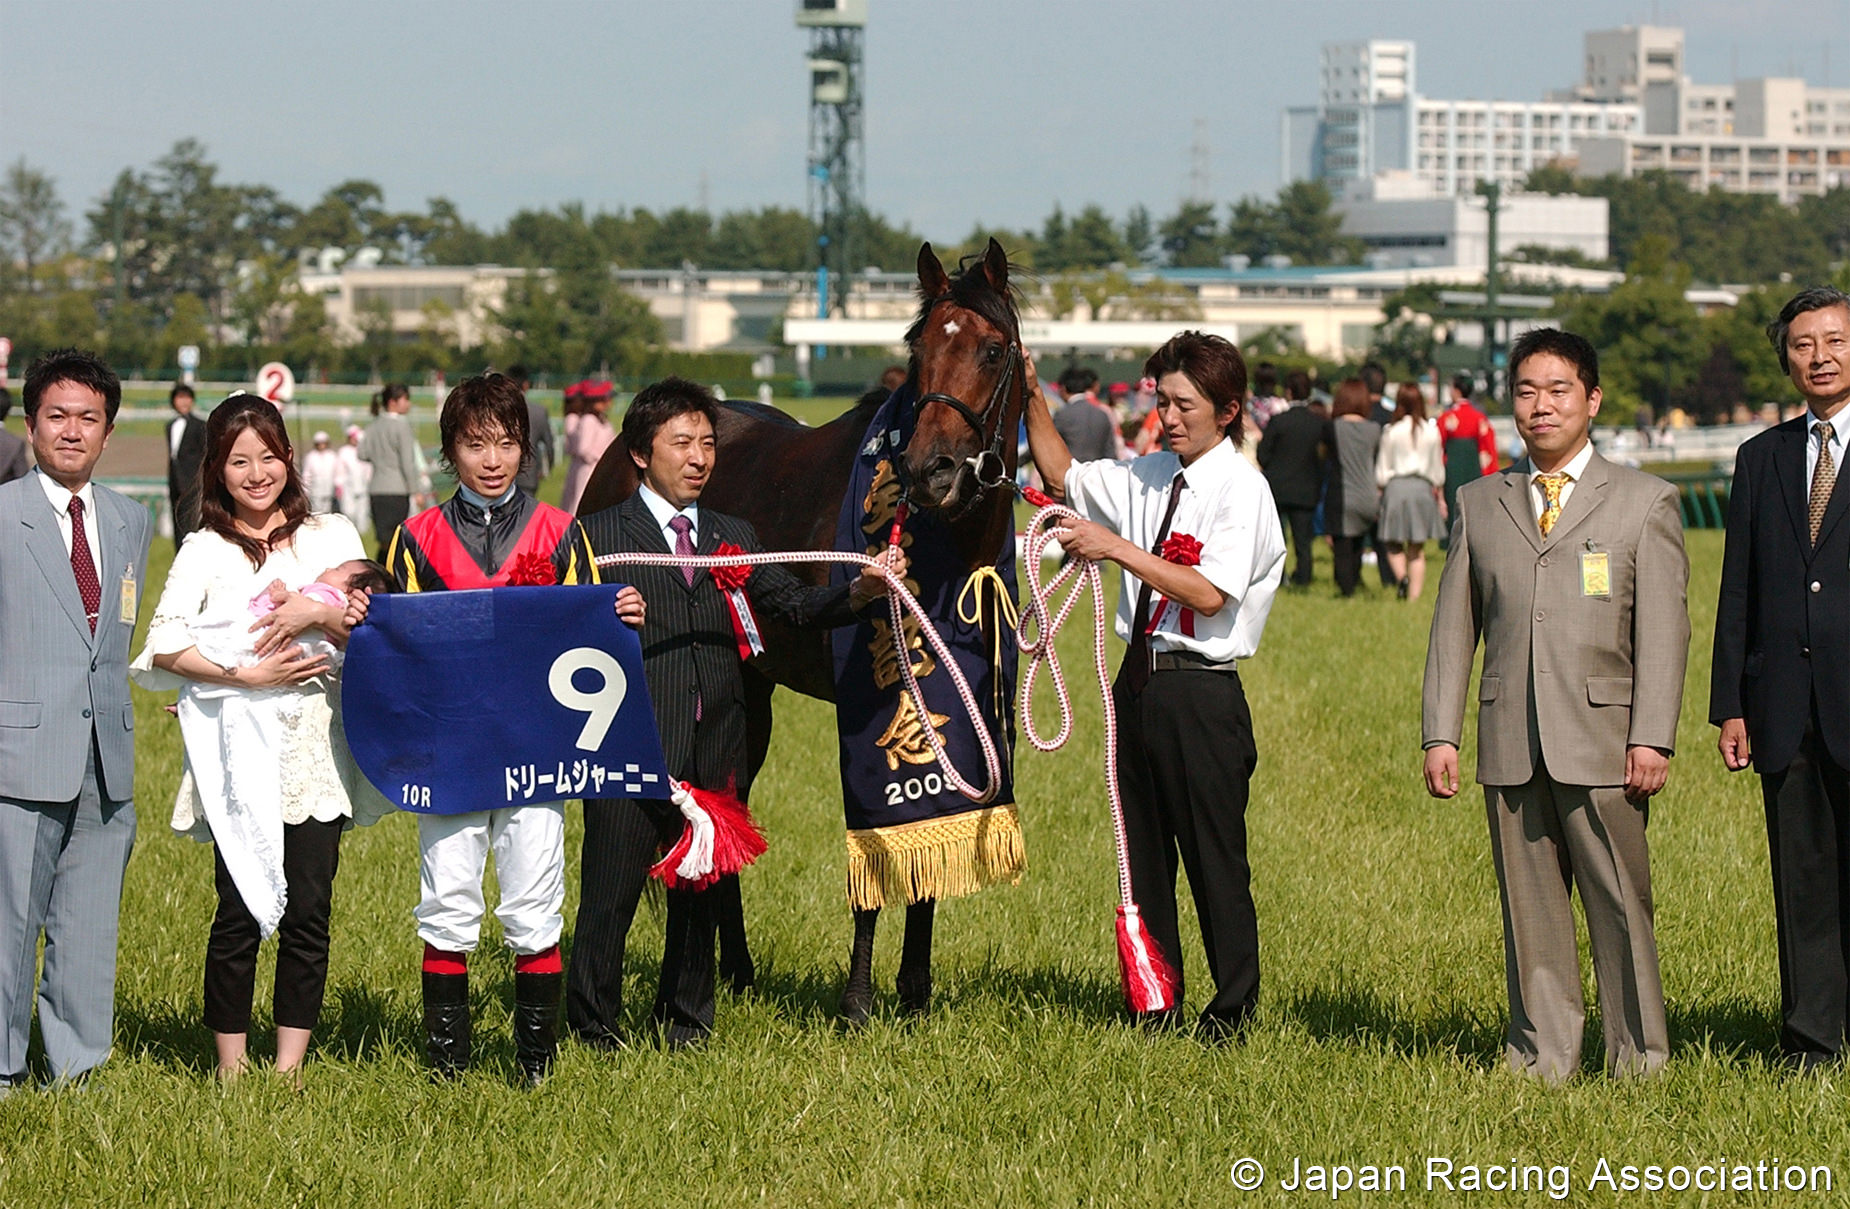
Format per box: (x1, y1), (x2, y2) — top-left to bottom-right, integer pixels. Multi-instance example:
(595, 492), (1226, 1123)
(1151, 650), (1240, 673)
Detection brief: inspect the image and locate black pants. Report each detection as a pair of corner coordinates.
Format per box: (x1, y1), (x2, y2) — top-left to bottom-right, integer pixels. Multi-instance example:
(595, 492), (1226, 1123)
(1331, 535), (1365, 596)
(1113, 666), (1260, 1027)
(168, 487), (201, 543)
(1761, 716), (1850, 1060)
(1277, 505), (1317, 586)
(203, 818), (343, 1034)
(567, 798), (717, 1041)
(370, 495), (410, 561)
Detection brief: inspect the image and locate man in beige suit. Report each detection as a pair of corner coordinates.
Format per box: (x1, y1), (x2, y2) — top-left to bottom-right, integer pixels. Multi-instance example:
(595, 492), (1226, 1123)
(1422, 328), (1689, 1083)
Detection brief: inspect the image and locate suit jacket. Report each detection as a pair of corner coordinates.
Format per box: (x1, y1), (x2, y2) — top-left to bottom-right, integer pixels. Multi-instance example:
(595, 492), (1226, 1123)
(1256, 404), (1331, 509)
(0, 472), (153, 802)
(1711, 414), (1850, 773)
(516, 399), (555, 495)
(1423, 451), (1689, 787)
(166, 413), (207, 499)
(579, 494), (854, 793)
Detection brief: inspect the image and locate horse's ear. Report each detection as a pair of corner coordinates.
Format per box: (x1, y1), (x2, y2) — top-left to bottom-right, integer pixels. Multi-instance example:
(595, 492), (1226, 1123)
(917, 242), (951, 297)
(981, 237), (1009, 292)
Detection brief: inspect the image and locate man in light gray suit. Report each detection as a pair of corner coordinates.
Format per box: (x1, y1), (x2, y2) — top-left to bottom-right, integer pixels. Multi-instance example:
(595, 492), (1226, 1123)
(1422, 328), (1689, 1083)
(0, 348), (151, 1091)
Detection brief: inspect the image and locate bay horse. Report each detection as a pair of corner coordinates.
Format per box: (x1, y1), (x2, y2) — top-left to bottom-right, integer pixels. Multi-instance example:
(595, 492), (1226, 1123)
(575, 238), (1026, 1020)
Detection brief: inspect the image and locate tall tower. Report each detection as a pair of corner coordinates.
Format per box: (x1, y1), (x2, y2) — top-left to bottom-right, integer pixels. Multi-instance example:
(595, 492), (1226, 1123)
(797, 0), (866, 320)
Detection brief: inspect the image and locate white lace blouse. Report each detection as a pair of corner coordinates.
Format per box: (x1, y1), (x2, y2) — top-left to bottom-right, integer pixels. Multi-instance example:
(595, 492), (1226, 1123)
(131, 514), (392, 836)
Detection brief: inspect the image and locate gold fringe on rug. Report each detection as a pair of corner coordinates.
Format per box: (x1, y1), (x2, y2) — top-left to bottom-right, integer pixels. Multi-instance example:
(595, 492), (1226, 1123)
(845, 803), (1026, 910)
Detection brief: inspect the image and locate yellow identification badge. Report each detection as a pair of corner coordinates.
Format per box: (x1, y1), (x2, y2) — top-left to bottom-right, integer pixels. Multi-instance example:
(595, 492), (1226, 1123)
(1580, 550), (1611, 598)
(119, 569), (137, 625)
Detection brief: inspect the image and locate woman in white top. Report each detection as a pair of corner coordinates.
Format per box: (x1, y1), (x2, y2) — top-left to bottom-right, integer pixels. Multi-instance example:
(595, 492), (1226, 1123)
(1374, 382), (1446, 601)
(1024, 331), (1286, 1041)
(131, 395), (387, 1080)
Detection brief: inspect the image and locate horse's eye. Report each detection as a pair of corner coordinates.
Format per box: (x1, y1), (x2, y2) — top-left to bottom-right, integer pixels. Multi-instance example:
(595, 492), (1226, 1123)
(985, 344), (1001, 364)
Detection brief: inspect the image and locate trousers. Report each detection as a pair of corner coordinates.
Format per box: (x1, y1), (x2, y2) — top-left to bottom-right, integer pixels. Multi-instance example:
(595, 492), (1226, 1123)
(204, 817), (343, 1033)
(416, 804), (564, 954)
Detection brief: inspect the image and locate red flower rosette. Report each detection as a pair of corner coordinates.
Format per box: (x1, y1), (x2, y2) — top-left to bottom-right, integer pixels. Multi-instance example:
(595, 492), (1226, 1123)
(1145, 531), (1203, 637)
(710, 542), (763, 660)
(506, 552), (557, 587)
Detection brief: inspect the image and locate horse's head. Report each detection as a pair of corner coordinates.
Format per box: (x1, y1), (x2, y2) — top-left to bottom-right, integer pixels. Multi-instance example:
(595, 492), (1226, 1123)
(901, 239), (1022, 515)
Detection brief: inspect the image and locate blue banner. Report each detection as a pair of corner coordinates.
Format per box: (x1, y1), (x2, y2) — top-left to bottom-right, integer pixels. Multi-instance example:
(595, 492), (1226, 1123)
(342, 584), (673, 815)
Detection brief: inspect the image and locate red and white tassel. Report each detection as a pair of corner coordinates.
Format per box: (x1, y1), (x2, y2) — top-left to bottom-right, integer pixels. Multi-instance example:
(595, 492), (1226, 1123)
(650, 781), (768, 892)
(1115, 904), (1178, 1014)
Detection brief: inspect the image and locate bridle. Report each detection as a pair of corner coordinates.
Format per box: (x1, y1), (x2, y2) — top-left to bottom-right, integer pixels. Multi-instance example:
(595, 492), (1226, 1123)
(910, 293), (1023, 514)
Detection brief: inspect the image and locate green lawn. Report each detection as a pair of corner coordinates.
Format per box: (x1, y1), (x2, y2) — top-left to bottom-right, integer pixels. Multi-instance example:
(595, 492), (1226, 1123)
(2, 525), (1841, 1207)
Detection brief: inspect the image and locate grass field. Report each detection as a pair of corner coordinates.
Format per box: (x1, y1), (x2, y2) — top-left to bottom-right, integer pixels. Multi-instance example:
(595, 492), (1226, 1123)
(1, 493), (1844, 1205)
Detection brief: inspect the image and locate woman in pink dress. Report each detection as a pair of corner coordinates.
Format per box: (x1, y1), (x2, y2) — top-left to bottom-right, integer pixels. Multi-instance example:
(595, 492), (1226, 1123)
(559, 381), (615, 514)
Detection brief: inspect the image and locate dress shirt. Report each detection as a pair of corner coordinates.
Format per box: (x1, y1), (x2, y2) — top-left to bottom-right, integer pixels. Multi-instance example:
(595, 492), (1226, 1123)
(1806, 405), (1850, 484)
(637, 483), (699, 549)
(34, 468), (102, 582)
(1527, 438), (1596, 523)
(169, 415), (187, 458)
(1064, 435), (1286, 662)
(1375, 416), (1444, 487)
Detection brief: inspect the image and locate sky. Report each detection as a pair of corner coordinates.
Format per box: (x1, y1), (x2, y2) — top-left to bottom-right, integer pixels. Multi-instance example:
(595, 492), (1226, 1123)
(3, 0), (1844, 244)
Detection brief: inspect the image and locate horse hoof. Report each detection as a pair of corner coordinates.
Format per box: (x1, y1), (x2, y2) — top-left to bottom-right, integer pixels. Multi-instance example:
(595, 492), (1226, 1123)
(895, 972), (932, 1018)
(837, 986), (874, 1028)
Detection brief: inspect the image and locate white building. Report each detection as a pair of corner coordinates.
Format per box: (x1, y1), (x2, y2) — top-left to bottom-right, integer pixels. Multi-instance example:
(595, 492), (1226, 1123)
(1337, 176), (1609, 269)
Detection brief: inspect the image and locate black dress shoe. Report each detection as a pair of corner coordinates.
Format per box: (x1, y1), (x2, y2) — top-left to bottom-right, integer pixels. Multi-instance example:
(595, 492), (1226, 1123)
(574, 1028), (627, 1053)
(1782, 1049), (1837, 1073)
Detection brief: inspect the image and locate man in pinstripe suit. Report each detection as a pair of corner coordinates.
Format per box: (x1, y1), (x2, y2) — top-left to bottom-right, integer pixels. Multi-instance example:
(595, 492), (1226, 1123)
(569, 378), (901, 1051)
(0, 349), (152, 1091)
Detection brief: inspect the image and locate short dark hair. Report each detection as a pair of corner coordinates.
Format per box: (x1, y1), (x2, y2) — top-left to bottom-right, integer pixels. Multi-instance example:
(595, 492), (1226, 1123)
(170, 381), (196, 405)
(1767, 286), (1850, 373)
(1253, 362), (1279, 397)
(23, 348), (121, 424)
(1508, 328), (1600, 396)
(344, 559), (400, 595)
(621, 376), (719, 457)
(1360, 361), (1387, 397)
(1284, 369), (1312, 402)
(1450, 373), (1474, 400)
(1144, 330), (1248, 442)
(1331, 378), (1372, 420)
(1058, 366), (1099, 397)
(439, 373), (530, 474)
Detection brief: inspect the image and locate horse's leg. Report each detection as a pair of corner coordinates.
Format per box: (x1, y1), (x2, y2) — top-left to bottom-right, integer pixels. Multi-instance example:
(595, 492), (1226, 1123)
(839, 907), (879, 1025)
(717, 669), (775, 994)
(896, 899), (936, 1016)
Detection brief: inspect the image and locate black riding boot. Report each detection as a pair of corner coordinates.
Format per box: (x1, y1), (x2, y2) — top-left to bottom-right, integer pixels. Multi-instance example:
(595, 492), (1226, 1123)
(513, 971), (562, 1087)
(422, 971), (471, 1079)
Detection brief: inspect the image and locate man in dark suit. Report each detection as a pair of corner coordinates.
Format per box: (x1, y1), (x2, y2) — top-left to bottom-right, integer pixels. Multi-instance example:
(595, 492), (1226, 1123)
(1257, 395), (1331, 586)
(570, 377), (901, 1050)
(1713, 285), (1850, 1070)
(164, 382), (207, 541)
(0, 348), (153, 1093)
(504, 364), (554, 496)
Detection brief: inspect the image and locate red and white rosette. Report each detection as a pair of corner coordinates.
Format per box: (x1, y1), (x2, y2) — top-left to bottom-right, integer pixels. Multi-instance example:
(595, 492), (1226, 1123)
(1145, 532), (1203, 638)
(710, 542), (764, 660)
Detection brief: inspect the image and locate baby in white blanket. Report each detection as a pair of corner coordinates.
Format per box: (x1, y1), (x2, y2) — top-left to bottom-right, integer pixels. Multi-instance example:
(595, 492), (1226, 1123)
(180, 558), (397, 937)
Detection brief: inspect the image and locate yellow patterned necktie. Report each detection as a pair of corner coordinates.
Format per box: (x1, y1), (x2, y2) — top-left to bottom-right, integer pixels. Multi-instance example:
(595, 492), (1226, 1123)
(1536, 471), (1571, 538)
(1811, 421), (1836, 546)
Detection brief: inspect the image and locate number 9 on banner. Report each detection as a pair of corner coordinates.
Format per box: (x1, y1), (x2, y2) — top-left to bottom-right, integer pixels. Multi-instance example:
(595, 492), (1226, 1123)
(549, 647), (627, 750)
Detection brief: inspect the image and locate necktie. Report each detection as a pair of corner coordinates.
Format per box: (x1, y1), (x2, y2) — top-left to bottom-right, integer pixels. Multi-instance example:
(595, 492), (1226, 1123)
(68, 494), (101, 634)
(1811, 421), (1837, 547)
(1535, 472), (1570, 539)
(1120, 472), (1187, 696)
(668, 515), (696, 587)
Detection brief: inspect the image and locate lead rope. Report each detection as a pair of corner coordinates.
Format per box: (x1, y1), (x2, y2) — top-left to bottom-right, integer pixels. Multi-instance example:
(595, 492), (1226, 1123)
(593, 546), (1002, 805)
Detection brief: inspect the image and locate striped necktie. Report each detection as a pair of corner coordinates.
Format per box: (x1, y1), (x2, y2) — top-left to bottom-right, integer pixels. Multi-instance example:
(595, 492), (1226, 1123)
(1811, 421), (1836, 547)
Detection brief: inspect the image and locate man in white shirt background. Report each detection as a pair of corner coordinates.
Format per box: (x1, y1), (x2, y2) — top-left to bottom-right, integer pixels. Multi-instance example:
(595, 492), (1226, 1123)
(165, 382), (207, 542)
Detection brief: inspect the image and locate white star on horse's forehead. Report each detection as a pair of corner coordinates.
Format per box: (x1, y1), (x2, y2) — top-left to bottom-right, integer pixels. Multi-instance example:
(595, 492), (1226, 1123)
(942, 320), (961, 336)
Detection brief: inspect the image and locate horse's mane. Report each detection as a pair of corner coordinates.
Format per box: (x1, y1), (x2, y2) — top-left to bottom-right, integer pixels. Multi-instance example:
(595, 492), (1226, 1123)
(902, 254), (1023, 355)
